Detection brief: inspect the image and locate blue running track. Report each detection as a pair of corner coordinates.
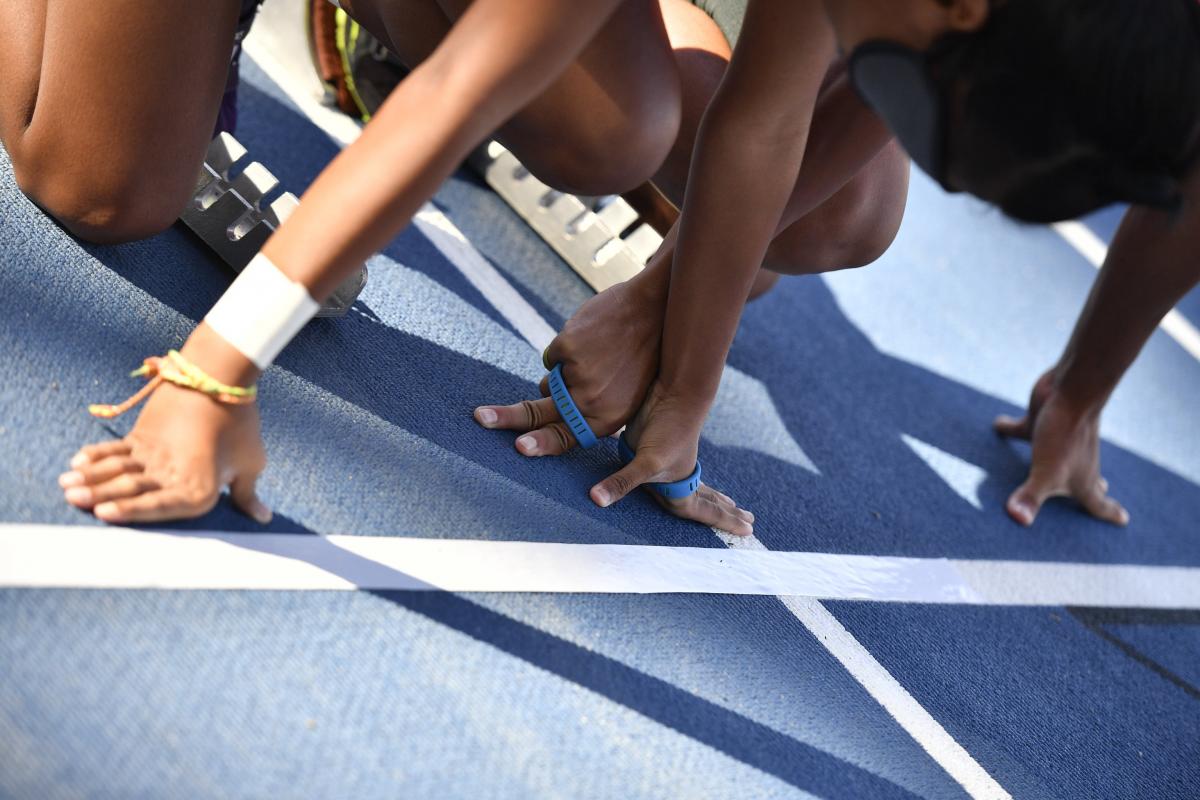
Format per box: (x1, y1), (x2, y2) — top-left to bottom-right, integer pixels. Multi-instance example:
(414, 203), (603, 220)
(1, 54), (1198, 800)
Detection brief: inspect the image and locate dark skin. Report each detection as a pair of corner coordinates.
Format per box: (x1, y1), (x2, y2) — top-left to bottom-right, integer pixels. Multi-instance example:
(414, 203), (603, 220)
(25, 0), (1192, 529)
(22, 0), (904, 528)
(993, 172), (1200, 526)
(25, 0), (637, 521)
(478, 0), (916, 534)
(479, 0), (1200, 530)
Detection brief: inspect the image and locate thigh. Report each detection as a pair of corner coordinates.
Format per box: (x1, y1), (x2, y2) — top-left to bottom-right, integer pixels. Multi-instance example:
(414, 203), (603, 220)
(350, 0), (682, 191)
(0, 0), (49, 145)
(493, 0), (680, 160)
(2, 0), (242, 196)
(651, 0), (733, 205)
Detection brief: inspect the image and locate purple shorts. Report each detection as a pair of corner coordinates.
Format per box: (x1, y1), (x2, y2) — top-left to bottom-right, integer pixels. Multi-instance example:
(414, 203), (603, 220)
(214, 0), (265, 137)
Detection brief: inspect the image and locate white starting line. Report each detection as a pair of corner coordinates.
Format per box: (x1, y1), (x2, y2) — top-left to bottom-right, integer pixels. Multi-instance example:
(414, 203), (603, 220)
(3, 525), (1198, 611)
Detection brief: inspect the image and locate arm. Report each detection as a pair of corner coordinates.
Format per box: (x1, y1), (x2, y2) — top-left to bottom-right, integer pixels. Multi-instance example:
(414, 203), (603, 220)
(61, 0), (626, 524)
(658, 0), (834, 405)
(187, 0), (628, 388)
(996, 166), (1200, 525)
(587, 0), (837, 518)
(477, 21), (895, 467)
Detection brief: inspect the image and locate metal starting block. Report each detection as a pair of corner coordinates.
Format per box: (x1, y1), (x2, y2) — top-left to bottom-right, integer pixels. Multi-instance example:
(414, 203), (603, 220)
(469, 142), (664, 293)
(181, 133), (367, 318)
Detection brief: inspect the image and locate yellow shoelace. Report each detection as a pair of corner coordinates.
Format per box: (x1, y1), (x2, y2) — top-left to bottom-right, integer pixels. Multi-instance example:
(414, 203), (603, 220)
(88, 350), (257, 419)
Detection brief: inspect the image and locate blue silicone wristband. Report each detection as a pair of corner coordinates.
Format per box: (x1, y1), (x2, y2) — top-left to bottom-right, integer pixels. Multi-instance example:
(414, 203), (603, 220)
(617, 432), (703, 500)
(547, 364), (598, 449)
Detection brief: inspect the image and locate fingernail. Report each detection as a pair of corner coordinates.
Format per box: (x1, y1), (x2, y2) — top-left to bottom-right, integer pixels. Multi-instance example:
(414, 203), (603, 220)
(94, 502), (122, 521)
(252, 502), (273, 525)
(70, 453), (89, 469)
(476, 407), (498, 427)
(517, 435), (538, 455)
(593, 487), (611, 508)
(1118, 509), (1130, 526)
(1011, 501), (1033, 525)
(58, 471), (83, 488)
(64, 487), (92, 505)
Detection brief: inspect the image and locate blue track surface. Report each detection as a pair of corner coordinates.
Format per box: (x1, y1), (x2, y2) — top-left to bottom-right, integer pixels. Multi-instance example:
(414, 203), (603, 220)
(1, 58), (1198, 799)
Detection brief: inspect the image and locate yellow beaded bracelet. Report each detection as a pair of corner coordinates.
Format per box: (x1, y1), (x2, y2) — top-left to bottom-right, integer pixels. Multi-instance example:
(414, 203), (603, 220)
(88, 350), (257, 419)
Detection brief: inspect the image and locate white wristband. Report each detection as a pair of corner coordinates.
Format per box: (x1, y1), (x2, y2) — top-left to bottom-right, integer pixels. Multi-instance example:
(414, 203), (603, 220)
(204, 253), (320, 370)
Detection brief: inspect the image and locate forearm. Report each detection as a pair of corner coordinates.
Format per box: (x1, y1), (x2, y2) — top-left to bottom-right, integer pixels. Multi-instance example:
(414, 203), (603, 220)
(658, 121), (809, 404)
(656, 0), (833, 407)
(269, 0), (627, 294)
(1054, 200), (1200, 412)
(182, 0), (623, 382)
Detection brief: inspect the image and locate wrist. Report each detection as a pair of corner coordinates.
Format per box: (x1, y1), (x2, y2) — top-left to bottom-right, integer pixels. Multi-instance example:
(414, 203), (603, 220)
(181, 324), (262, 388)
(629, 248), (672, 306)
(1049, 357), (1115, 420)
(650, 373), (718, 423)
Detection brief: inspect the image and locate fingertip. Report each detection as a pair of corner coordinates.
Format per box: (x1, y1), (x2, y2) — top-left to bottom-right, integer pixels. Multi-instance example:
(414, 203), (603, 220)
(64, 487), (92, 506)
(250, 501), (273, 525)
(1101, 500), (1130, 527)
(474, 407), (499, 428)
(58, 471), (83, 488)
(94, 502), (123, 522)
(993, 415), (1020, 435)
(70, 453), (90, 469)
(1006, 496), (1035, 527)
(591, 485), (612, 508)
(516, 435), (539, 456)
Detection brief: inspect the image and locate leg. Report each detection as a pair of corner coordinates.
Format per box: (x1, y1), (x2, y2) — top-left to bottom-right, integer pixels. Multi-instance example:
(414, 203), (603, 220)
(0, 0), (242, 243)
(652, 0), (909, 298)
(346, 0), (683, 195)
(762, 139), (909, 275)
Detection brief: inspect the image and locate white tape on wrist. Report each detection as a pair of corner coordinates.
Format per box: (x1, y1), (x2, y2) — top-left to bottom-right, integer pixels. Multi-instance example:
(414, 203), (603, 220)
(204, 253), (320, 370)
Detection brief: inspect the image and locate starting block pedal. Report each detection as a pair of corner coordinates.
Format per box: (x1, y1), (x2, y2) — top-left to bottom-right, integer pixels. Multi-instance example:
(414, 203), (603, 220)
(180, 133), (367, 318)
(468, 142), (664, 293)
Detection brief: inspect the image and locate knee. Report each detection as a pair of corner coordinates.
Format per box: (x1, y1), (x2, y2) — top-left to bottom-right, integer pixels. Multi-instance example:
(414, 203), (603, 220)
(765, 152), (909, 275)
(537, 111), (680, 196)
(825, 188), (906, 271)
(520, 79), (681, 197)
(764, 204), (902, 277)
(13, 156), (187, 245)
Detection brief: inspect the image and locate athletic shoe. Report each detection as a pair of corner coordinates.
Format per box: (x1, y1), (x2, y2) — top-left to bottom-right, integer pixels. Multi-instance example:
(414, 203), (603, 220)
(309, 1), (408, 121)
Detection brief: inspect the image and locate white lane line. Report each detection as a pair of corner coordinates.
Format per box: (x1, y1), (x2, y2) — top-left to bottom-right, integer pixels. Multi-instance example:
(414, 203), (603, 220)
(415, 209), (557, 351)
(5, 525), (1199, 611)
(782, 597), (1009, 800)
(242, 45), (1010, 798)
(1054, 220), (1200, 362)
(725, 533), (1009, 800)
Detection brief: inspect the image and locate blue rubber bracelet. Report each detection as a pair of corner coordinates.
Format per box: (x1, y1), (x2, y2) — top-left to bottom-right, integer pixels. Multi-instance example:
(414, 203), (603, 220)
(617, 432), (703, 500)
(547, 364), (598, 449)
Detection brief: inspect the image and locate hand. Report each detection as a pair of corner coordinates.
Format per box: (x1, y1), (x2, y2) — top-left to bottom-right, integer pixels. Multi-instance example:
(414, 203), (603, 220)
(474, 274), (665, 455)
(591, 381), (754, 536)
(994, 369), (1128, 527)
(58, 382), (270, 524)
